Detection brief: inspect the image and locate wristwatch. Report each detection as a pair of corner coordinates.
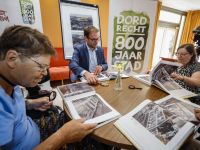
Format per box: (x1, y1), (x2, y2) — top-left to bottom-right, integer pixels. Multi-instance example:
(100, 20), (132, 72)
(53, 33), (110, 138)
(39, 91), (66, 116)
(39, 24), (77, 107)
(99, 64), (103, 70)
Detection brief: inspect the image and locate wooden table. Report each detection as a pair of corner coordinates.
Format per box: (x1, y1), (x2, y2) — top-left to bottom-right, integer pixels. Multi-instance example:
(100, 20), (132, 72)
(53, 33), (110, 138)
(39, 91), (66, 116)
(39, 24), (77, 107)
(63, 77), (168, 149)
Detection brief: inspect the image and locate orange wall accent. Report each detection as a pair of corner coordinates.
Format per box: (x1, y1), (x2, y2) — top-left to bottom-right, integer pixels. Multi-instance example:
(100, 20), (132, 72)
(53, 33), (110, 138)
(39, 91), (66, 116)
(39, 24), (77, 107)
(39, 0), (109, 48)
(39, 0), (62, 47)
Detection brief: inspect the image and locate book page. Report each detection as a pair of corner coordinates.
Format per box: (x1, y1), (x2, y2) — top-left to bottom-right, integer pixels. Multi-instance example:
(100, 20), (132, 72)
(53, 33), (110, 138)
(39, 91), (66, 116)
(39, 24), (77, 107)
(132, 74), (151, 86)
(114, 99), (194, 150)
(57, 82), (95, 100)
(80, 73), (109, 83)
(150, 60), (196, 98)
(155, 95), (200, 126)
(154, 80), (197, 98)
(150, 60), (181, 82)
(65, 93), (121, 126)
(106, 72), (129, 79)
(101, 71), (129, 80)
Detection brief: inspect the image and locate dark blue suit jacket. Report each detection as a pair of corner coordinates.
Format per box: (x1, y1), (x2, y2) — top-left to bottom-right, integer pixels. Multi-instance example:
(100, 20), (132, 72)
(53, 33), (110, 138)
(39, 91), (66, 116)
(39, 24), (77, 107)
(69, 43), (108, 80)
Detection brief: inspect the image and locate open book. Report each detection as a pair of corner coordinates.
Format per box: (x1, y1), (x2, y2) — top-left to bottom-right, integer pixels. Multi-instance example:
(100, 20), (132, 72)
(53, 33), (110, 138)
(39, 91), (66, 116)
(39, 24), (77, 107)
(80, 73), (110, 83)
(101, 71), (129, 80)
(80, 72), (129, 83)
(114, 95), (200, 150)
(57, 82), (121, 128)
(133, 60), (197, 98)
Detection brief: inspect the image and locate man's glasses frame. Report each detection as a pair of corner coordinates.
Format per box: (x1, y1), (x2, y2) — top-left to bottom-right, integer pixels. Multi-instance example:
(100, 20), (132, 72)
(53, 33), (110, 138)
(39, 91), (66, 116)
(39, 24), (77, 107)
(88, 36), (101, 42)
(18, 53), (49, 72)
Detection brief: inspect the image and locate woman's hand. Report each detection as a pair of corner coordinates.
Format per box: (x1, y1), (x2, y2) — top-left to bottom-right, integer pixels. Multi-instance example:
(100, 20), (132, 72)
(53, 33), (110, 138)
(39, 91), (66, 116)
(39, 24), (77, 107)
(34, 118), (97, 150)
(26, 97), (53, 111)
(144, 70), (151, 74)
(170, 73), (183, 81)
(58, 118), (97, 143)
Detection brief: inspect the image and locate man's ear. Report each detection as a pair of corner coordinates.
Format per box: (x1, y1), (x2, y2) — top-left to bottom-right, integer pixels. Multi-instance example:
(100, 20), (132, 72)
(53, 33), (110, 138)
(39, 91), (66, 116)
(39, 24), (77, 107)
(5, 50), (19, 69)
(84, 36), (88, 41)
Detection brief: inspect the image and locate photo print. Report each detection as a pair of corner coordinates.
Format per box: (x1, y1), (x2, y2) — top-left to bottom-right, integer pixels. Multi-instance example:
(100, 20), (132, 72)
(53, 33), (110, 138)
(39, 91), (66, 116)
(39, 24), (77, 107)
(158, 97), (199, 125)
(133, 102), (187, 145)
(58, 83), (94, 98)
(152, 64), (181, 90)
(72, 31), (85, 47)
(70, 13), (93, 30)
(82, 74), (104, 80)
(72, 95), (112, 120)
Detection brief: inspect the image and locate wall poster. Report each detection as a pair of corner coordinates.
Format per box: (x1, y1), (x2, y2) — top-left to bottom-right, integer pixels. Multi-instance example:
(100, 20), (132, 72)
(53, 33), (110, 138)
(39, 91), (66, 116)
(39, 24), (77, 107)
(107, 0), (158, 76)
(0, 0), (43, 35)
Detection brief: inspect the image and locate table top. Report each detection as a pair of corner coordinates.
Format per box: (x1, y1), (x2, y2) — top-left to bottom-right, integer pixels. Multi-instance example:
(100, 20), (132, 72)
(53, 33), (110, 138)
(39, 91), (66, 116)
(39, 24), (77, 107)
(63, 77), (168, 149)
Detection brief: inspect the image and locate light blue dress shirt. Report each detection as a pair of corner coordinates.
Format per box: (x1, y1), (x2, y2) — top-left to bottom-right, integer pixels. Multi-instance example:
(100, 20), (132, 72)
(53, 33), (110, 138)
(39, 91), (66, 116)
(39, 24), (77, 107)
(80, 43), (98, 76)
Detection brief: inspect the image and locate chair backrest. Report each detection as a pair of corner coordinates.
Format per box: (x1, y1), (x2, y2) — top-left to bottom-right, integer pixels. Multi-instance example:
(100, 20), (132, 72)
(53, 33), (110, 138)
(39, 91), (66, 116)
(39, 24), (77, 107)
(50, 47), (108, 67)
(50, 47), (69, 67)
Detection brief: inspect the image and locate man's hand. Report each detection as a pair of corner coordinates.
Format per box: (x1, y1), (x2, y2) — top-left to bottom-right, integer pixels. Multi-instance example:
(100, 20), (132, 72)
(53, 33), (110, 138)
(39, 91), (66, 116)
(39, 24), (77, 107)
(58, 118), (97, 143)
(84, 72), (99, 84)
(93, 65), (103, 75)
(26, 97), (53, 111)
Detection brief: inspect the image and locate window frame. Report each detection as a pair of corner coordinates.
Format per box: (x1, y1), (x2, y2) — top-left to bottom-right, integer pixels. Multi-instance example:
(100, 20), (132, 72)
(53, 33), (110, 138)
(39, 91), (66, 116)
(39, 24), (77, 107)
(158, 6), (187, 57)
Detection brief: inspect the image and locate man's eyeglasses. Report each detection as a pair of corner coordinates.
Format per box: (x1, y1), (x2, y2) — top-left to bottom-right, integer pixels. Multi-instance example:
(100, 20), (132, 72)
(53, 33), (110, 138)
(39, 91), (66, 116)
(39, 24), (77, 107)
(175, 53), (189, 57)
(88, 36), (101, 42)
(19, 53), (50, 72)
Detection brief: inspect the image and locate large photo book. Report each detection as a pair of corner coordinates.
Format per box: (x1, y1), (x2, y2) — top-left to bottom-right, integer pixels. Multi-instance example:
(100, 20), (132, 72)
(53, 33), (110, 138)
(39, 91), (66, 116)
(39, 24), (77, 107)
(101, 71), (129, 80)
(132, 60), (197, 98)
(57, 82), (121, 128)
(114, 95), (200, 150)
(80, 72), (129, 83)
(79, 73), (110, 83)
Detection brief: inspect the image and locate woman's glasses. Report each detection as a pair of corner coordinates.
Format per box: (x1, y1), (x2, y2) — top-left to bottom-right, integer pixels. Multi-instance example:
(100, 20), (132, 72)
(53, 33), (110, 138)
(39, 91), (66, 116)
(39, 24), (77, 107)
(175, 53), (189, 57)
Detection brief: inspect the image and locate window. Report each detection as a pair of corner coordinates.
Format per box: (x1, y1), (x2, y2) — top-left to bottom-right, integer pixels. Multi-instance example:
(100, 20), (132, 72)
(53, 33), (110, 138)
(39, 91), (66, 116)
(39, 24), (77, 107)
(159, 10), (181, 24)
(152, 7), (187, 68)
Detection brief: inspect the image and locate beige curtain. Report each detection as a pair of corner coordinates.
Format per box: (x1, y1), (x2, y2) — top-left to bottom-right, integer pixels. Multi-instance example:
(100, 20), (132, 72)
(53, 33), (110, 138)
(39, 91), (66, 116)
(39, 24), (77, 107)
(180, 10), (200, 45)
(147, 1), (162, 70)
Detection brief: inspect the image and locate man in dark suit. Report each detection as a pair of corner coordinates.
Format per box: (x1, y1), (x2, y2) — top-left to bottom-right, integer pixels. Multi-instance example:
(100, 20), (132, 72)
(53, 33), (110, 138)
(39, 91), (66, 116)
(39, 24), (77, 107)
(69, 25), (108, 84)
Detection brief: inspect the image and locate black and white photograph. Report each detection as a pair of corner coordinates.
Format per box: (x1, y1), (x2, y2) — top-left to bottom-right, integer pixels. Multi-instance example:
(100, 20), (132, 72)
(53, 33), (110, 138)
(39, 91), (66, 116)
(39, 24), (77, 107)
(70, 13), (93, 30)
(71, 31), (85, 47)
(152, 63), (178, 81)
(72, 95), (112, 120)
(82, 74), (105, 80)
(133, 102), (187, 145)
(58, 83), (94, 98)
(158, 97), (199, 125)
(152, 64), (181, 90)
(101, 71), (112, 78)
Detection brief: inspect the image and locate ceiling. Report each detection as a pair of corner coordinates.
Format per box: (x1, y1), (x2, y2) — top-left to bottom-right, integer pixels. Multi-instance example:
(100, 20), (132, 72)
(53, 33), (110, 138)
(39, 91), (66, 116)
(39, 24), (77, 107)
(160, 0), (200, 12)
